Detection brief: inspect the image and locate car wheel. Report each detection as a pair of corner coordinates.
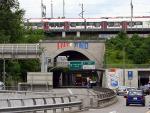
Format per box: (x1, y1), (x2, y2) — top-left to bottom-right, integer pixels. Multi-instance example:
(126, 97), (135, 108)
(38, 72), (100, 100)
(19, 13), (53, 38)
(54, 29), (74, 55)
(142, 102), (145, 106)
(126, 101), (129, 106)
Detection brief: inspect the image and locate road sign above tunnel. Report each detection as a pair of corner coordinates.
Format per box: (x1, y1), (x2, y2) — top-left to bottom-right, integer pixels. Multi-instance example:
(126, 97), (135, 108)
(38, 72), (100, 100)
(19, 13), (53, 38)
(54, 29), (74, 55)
(69, 60), (95, 70)
(69, 61), (82, 70)
(82, 61), (95, 65)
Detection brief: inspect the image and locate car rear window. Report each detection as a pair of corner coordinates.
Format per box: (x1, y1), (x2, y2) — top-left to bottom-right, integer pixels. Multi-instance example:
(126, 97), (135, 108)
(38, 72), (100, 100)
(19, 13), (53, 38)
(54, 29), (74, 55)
(128, 91), (143, 96)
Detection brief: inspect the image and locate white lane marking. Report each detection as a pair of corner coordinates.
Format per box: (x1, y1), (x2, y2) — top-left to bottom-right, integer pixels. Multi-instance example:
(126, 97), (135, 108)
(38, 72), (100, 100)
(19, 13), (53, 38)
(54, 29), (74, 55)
(109, 111), (117, 113)
(88, 90), (96, 95)
(67, 88), (73, 95)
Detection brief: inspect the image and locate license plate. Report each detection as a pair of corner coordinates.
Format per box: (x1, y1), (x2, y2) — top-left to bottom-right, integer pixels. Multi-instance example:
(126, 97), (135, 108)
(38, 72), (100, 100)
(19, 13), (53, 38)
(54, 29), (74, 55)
(133, 97), (137, 100)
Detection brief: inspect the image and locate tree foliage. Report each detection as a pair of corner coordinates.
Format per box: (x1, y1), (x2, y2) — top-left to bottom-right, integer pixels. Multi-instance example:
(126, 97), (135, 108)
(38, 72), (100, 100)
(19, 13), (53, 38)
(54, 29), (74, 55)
(0, 0), (42, 85)
(106, 31), (150, 67)
(0, 0), (25, 43)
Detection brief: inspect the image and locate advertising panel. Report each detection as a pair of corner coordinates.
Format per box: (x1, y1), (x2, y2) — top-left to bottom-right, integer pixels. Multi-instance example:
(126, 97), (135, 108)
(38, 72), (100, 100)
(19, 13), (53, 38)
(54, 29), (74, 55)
(107, 68), (122, 89)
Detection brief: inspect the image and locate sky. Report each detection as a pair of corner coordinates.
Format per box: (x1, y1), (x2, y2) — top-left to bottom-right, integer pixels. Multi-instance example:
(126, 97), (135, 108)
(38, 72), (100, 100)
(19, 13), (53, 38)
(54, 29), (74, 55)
(18, 0), (150, 18)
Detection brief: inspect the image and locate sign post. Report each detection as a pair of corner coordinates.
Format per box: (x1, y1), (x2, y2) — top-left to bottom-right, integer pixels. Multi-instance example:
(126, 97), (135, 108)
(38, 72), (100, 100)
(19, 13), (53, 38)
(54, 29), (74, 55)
(128, 71), (133, 87)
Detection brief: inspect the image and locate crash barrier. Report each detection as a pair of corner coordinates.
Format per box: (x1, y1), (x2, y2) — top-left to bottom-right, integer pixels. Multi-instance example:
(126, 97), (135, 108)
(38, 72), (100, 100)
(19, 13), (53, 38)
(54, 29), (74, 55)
(91, 87), (117, 108)
(0, 88), (117, 112)
(0, 95), (82, 113)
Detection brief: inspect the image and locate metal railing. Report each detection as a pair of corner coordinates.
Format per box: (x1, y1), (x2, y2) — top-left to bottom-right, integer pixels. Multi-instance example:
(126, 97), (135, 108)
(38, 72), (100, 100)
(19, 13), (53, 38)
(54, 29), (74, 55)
(92, 87), (117, 108)
(0, 44), (41, 57)
(0, 88), (117, 112)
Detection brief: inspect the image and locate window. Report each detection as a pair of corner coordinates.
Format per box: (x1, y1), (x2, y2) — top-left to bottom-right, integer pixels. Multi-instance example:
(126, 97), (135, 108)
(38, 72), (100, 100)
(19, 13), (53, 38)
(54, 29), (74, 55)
(70, 22), (76, 27)
(87, 22), (94, 26)
(108, 22), (114, 27)
(94, 22), (100, 27)
(114, 22), (120, 27)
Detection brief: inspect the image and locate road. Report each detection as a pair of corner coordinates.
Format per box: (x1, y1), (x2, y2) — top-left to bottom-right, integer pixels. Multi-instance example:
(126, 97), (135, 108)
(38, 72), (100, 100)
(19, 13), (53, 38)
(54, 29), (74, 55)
(80, 96), (149, 113)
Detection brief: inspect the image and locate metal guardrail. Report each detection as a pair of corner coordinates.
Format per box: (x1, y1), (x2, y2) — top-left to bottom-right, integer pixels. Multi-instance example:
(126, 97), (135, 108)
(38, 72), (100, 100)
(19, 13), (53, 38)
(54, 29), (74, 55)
(0, 101), (82, 113)
(0, 88), (117, 112)
(91, 87), (117, 108)
(0, 95), (82, 113)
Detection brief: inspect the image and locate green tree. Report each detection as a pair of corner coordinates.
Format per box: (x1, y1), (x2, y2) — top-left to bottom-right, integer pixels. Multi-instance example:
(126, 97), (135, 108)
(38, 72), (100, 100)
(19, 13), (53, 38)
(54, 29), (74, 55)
(6, 60), (21, 86)
(0, 0), (25, 43)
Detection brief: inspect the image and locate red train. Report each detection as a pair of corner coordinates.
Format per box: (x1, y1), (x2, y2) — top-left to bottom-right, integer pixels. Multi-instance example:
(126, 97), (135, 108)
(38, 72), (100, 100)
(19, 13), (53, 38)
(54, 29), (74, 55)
(24, 16), (150, 31)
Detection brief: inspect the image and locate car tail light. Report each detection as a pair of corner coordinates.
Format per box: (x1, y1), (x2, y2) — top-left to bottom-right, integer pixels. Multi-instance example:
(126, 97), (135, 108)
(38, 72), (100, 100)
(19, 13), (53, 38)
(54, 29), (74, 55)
(139, 96), (144, 99)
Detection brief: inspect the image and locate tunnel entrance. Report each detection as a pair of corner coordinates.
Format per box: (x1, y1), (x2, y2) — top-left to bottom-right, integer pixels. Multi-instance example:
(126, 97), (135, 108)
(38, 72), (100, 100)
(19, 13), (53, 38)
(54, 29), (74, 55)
(138, 71), (150, 87)
(48, 50), (104, 88)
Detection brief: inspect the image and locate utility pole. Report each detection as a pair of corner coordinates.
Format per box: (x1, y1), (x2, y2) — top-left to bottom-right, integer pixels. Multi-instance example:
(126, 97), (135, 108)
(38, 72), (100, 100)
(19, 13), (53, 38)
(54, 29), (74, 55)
(41, 0), (46, 18)
(63, 0), (65, 18)
(130, 0), (133, 30)
(41, 0), (43, 18)
(123, 47), (125, 86)
(79, 3), (84, 18)
(3, 59), (5, 90)
(81, 3), (84, 18)
(51, 0), (53, 18)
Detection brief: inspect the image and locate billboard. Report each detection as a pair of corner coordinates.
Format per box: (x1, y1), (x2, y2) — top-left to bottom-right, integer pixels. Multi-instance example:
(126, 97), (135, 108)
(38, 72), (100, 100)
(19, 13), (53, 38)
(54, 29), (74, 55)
(106, 68), (122, 89)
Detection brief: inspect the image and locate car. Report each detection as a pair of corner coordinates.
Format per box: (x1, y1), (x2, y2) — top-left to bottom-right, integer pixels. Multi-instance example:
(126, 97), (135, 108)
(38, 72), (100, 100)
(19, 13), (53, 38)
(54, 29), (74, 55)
(125, 90), (145, 106)
(140, 85), (149, 95)
(0, 81), (4, 90)
(124, 87), (137, 96)
(116, 86), (129, 96)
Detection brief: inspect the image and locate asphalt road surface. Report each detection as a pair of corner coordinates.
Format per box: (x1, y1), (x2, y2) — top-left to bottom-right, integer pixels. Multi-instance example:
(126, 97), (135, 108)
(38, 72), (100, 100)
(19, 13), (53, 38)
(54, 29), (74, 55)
(80, 96), (149, 113)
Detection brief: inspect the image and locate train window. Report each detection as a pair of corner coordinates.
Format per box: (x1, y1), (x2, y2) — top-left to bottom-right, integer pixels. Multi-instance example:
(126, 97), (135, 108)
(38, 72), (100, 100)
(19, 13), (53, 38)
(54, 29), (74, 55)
(135, 21), (143, 25)
(114, 22), (120, 27)
(30, 22), (36, 26)
(70, 22), (76, 27)
(60, 22), (64, 27)
(55, 22), (60, 27)
(76, 22), (83, 26)
(36, 23), (43, 27)
(94, 22), (100, 27)
(49, 22), (55, 27)
(128, 22), (135, 26)
(87, 22), (94, 26)
(108, 22), (114, 27)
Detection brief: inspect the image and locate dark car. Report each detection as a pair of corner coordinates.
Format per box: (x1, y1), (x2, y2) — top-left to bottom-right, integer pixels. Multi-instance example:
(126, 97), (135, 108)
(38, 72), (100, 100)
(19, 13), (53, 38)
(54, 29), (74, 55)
(125, 90), (145, 106)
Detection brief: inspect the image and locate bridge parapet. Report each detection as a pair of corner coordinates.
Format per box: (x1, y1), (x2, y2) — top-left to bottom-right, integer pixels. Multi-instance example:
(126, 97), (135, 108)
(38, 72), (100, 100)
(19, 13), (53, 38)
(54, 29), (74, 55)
(0, 44), (41, 59)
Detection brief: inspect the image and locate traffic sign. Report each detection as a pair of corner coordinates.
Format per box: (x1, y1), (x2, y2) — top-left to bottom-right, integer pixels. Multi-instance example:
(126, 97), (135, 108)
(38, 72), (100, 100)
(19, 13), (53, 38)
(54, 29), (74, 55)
(69, 61), (82, 70)
(83, 65), (95, 69)
(69, 61), (95, 70)
(128, 71), (133, 80)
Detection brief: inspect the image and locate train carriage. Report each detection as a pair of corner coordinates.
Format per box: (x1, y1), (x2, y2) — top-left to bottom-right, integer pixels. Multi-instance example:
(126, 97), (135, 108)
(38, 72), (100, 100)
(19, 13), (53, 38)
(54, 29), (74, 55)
(25, 16), (150, 31)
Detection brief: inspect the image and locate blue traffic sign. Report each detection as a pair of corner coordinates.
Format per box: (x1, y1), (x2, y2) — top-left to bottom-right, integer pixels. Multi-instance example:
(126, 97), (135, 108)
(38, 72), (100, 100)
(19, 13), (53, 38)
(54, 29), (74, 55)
(128, 71), (133, 80)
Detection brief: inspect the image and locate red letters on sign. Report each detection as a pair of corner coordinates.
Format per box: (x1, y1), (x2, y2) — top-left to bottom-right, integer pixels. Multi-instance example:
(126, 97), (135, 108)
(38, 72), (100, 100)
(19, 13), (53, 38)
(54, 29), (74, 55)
(57, 43), (69, 49)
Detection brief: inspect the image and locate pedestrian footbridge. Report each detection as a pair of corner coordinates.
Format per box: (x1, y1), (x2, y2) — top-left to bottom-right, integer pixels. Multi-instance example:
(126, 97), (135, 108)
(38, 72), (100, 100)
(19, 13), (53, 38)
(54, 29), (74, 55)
(0, 44), (41, 59)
